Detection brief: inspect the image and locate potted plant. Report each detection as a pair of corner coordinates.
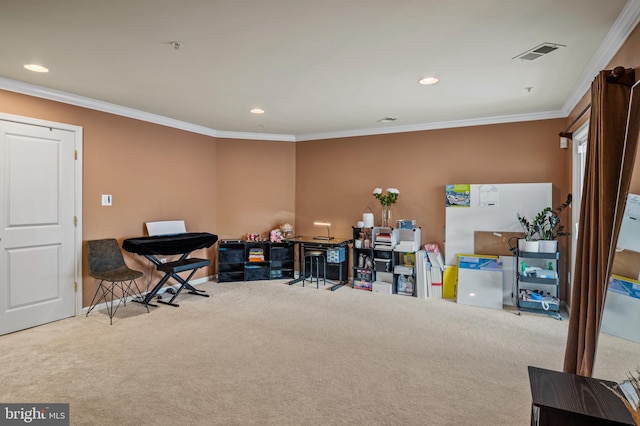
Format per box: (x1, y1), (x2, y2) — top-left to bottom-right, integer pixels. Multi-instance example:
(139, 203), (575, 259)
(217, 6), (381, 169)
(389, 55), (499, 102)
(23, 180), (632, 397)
(537, 194), (572, 253)
(517, 212), (543, 253)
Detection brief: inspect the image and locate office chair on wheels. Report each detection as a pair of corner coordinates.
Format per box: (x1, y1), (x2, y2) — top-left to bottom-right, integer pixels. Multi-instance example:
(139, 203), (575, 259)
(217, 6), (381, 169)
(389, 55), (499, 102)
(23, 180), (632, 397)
(86, 238), (149, 324)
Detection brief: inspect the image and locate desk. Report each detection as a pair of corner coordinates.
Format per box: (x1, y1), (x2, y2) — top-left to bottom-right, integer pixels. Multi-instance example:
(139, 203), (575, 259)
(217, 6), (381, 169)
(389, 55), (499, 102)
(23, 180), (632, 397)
(287, 236), (352, 291)
(528, 366), (634, 425)
(122, 232), (218, 307)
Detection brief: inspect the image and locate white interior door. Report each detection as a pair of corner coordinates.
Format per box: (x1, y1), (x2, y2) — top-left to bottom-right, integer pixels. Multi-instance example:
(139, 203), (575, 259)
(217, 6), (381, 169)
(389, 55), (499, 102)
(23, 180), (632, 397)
(0, 120), (76, 335)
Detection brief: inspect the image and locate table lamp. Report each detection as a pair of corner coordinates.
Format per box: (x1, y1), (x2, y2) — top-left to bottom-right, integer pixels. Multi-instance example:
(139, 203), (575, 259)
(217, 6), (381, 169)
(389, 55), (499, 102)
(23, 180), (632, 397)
(313, 221), (333, 240)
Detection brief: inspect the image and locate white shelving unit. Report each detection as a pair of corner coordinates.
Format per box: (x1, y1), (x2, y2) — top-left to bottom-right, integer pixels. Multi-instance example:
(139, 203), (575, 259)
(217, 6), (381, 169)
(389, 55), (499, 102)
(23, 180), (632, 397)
(393, 227), (421, 296)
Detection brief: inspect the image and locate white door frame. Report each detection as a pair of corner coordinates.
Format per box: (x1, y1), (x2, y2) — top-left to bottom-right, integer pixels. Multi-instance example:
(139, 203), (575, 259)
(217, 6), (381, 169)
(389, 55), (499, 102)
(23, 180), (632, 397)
(0, 112), (83, 316)
(569, 122), (589, 313)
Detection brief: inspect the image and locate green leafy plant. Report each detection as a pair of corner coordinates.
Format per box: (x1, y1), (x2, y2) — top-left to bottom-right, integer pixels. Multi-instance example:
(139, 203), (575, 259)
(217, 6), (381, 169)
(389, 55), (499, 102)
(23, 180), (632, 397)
(518, 211), (544, 241)
(537, 194), (572, 240)
(518, 194), (572, 241)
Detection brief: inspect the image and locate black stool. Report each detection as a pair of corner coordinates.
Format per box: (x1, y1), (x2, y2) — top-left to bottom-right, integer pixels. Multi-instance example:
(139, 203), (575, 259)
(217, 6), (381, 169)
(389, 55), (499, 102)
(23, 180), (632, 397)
(303, 250), (326, 288)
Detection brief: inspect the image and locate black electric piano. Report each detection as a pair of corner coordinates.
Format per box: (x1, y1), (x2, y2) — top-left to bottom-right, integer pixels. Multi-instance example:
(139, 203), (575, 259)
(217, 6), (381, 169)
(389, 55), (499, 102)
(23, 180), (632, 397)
(122, 232), (218, 307)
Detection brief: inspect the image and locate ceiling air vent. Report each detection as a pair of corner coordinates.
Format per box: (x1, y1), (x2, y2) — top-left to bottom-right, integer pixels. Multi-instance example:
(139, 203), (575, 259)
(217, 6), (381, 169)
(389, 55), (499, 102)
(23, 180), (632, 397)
(513, 42), (566, 61)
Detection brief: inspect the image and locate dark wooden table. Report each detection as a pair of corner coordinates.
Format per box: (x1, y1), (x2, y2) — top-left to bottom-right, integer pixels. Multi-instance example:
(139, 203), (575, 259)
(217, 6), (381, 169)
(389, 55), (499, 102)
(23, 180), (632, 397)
(528, 366), (635, 425)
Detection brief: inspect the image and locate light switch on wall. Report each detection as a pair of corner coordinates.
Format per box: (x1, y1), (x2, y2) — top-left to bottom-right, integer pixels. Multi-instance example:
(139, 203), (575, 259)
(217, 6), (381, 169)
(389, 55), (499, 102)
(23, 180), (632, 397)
(101, 194), (112, 206)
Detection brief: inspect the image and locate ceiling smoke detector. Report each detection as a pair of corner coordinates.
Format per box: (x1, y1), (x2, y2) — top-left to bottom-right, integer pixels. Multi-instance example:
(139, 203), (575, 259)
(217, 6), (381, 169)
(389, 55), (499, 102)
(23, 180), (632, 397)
(377, 117), (397, 123)
(513, 42), (565, 61)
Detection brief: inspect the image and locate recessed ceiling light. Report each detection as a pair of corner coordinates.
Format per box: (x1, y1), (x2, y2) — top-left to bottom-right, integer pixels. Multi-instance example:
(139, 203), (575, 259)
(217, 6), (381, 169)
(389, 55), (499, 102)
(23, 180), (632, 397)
(419, 77), (438, 85)
(250, 108), (264, 114)
(24, 64), (49, 73)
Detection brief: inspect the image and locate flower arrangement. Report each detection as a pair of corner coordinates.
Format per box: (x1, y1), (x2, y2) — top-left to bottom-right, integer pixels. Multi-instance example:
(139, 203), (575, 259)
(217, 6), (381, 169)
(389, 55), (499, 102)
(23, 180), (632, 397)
(373, 187), (400, 206)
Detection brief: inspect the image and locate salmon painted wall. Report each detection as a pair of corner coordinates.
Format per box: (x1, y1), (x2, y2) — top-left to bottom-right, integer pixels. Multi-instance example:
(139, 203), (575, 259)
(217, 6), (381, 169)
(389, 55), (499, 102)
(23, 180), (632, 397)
(215, 138), (296, 241)
(0, 90), (221, 306)
(296, 119), (569, 239)
(295, 119), (571, 296)
(0, 89), (298, 307)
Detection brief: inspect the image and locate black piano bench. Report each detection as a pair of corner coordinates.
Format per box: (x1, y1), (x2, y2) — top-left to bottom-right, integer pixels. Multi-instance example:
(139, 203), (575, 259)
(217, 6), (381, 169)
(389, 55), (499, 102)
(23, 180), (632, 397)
(156, 258), (211, 307)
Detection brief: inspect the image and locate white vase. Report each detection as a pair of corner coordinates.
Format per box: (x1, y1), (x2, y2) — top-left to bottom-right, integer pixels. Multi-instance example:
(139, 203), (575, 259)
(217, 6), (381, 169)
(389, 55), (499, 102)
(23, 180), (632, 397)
(518, 239), (539, 253)
(538, 240), (558, 253)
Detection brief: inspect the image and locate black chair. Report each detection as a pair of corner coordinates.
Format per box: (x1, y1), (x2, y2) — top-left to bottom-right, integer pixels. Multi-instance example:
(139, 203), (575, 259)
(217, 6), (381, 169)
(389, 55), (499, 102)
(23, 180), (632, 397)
(86, 239), (148, 324)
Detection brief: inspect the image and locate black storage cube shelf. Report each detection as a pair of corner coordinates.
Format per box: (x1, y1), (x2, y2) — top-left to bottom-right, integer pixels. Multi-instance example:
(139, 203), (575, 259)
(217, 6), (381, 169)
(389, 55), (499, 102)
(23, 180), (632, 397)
(245, 264), (270, 281)
(271, 244), (293, 261)
(219, 247), (244, 263)
(217, 240), (295, 282)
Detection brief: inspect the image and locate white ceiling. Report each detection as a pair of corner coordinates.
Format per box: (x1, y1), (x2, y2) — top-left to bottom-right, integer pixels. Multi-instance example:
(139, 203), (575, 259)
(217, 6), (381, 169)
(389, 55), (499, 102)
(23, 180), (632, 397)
(1, 0), (639, 141)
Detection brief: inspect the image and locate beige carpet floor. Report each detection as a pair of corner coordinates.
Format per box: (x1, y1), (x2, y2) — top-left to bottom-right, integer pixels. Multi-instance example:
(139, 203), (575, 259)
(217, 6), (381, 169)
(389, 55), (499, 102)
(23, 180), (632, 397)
(0, 280), (635, 425)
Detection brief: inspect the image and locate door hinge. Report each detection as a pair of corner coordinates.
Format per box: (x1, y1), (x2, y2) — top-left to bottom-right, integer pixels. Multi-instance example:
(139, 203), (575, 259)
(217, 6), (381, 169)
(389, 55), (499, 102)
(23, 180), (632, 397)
(74, 150), (77, 160)
(74, 281), (77, 292)
(74, 216), (77, 227)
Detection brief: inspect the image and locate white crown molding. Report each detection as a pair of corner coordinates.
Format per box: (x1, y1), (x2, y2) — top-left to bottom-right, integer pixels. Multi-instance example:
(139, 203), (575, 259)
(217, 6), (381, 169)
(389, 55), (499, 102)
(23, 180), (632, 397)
(0, 76), (226, 138)
(562, 0), (640, 115)
(2, 0), (638, 145)
(0, 76), (299, 142)
(0, 75), (569, 142)
(215, 129), (296, 142)
(295, 110), (566, 142)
